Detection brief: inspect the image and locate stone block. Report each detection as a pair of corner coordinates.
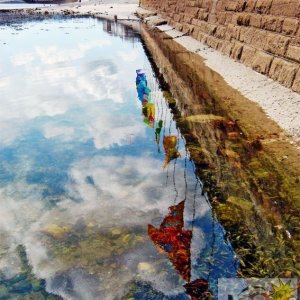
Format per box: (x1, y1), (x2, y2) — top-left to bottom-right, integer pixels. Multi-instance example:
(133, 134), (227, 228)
(216, 0), (227, 12)
(270, 0), (300, 18)
(277, 62), (299, 88)
(264, 32), (290, 56)
(216, 12), (226, 25)
(225, 24), (241, 41)
(236, 12), (251, 26)
(239, 27), (254, 44)
(240, 45), (257, 67)
(198, 32), (208, 43)
(207, 24), (217, 35)
(244, 0), (258, 12)
(269, 58), (299, 88)
(214, 25), (227, 39)
(183, 15), (193, 24)
(173, 14), (181, 23)
(182, 24), (194, 34)
(230, 41), (244, 60)
(261, 15), (284, 32)
(250, 28), (267, 50)
(225, 0), (238, 11)
(292, 69), (300, 93)
(191, 25), (201, 39)
(236, 0), (248, 12)
(249, 14), (262, 28)
(251, 50), (273, 74)
(206, 36), (220, 49)
(219, 40), (234, 56)
(254, 0), (272, 14)
(199, 11), (209, 21)
(225, 12), (234, 24)
(282, 18), (299, 36)
(286, 45), (300, 63)
(185, 6), (200, 18)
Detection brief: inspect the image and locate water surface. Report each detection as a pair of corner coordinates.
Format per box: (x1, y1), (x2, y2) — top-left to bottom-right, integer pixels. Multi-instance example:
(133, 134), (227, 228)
(0, 17), (238, 299)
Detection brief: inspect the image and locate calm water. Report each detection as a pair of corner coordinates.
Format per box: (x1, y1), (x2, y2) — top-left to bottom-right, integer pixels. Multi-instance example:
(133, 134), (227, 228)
(0, 17), (238, 299)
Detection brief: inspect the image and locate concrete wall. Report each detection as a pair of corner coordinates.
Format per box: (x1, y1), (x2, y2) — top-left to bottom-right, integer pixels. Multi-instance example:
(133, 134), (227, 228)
(141, 0), (300, 93)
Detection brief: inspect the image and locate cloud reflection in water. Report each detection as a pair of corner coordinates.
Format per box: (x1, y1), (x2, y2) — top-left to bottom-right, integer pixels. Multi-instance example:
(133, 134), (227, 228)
(0, 18), (237, 299)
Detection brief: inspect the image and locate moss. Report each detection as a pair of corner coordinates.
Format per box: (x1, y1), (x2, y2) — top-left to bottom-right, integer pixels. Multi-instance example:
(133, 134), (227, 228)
(48, 226), (146, 272)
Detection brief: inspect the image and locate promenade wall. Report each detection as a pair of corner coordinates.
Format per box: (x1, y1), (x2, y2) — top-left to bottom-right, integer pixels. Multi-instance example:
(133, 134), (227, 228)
(141, 0), (300, 93)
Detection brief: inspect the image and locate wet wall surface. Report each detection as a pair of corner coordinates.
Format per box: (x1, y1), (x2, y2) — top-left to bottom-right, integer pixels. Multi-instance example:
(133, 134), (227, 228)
(141, 25), (300, 282)
(0, 17), (238, 299)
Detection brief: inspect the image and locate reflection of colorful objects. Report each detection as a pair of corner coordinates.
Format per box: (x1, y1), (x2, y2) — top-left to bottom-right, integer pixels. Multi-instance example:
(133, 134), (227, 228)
(155, 120), (163, 145)
(148, 201), (212, 299)
(142, 102), (155, 128)
(148, 201), (192, 282)
(163, 135), (180, 169)
(136, 69), (150, 102)
(184, 279), (212, 300)
(136, 69), (155, 128)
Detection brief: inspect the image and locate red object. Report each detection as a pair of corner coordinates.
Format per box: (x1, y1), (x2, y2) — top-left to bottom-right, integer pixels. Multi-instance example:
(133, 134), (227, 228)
(184, 279), (212, 300)
(148, 201), (192, 282)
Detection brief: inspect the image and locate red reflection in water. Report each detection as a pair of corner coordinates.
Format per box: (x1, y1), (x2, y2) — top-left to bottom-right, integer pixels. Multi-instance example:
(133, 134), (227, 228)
(148, 201), (212, 299)
(148, 201), (192, 282)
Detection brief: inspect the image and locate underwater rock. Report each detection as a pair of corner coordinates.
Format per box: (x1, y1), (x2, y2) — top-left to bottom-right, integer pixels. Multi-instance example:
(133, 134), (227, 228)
(43, 224), (70, 240)
(183, 114), (225, 123)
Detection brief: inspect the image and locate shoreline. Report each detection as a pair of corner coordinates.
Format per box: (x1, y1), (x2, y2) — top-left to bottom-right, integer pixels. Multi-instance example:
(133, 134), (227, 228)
(1, 2), (299, 148)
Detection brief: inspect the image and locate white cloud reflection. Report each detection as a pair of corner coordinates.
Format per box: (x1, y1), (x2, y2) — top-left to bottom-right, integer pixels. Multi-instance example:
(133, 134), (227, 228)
(10, 52), (35, 66)
(0, 155), (204, 299)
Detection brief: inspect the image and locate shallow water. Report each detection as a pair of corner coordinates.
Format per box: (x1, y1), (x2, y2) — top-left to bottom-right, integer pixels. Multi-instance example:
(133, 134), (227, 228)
(0, 17), (238, 299)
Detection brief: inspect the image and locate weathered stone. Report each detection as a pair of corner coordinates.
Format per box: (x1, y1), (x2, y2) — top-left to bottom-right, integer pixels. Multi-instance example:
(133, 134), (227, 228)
(277, 62), (299, 88)
(239, 27), (254, 44)
(142, 0), (300, 92)
(240, 45), (257, 67)
(225, 12), (234, 24)
(236, 0), (248, 12)
(219, 40), (234, 56)
(207, 24), (217, 35)
(244, 0), (258, 12)
(286, 45), (300, 63)
(173, 13), (181, 22)
(270, 0), (300, 18)
(230, 41), (243, 60)
(206, 36), (220, 49)
(225, 0), (238, 11)
(269, 58), (299, 87)
(236, 12), (250, 26)
(191, 25), (201, 39)
(282, 18), (299, 36)
(225, 24), (241, 41)
(261, 15), (284, 32)
(216, 12), (226, 24)
(251, 28), (267, 50)
(249, 14), (262, 28)
(255, 0), (272, 14)
(197, 31), (208, 43)
(264, 32), (290, 56)
(251, 51), (273, 74)
(214, 25), (227, 39)
(292, 69), (300, 93)
(185, 6), (200, 18)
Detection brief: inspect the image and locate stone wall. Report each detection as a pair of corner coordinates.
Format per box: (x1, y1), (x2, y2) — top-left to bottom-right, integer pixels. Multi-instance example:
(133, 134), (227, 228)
(141, 0), (300, 93)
